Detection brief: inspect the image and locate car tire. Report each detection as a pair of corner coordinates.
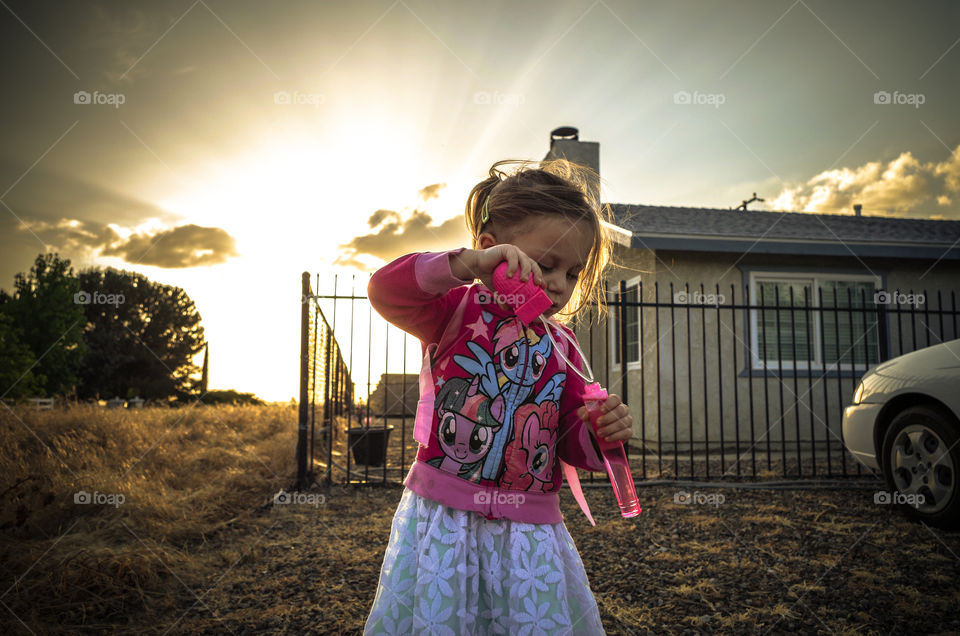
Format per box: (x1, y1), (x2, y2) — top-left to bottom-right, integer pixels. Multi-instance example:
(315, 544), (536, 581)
(881, 405), (959, 530)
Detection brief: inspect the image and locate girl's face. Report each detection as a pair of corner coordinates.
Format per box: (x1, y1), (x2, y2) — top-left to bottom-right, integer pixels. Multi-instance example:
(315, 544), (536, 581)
(479, 215), (594, 318)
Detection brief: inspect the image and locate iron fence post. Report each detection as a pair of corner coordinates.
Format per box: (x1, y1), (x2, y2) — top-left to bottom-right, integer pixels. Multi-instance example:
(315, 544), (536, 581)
(296, 272), (311, 489)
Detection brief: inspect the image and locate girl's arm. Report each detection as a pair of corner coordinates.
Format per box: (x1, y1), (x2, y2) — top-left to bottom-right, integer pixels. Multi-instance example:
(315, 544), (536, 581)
(556, 325), (607, 473)
(367, 249), (474, 344)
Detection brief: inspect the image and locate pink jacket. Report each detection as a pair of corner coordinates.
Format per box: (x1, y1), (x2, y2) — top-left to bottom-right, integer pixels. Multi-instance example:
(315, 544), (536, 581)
(368, 249), (606, 524)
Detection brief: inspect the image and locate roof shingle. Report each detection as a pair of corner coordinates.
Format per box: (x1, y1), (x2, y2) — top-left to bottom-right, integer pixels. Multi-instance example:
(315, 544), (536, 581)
(611, 204), (960, 245)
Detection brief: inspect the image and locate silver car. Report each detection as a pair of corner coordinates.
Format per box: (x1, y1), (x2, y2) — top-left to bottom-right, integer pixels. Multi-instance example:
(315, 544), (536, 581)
(843, 338), (960, 529)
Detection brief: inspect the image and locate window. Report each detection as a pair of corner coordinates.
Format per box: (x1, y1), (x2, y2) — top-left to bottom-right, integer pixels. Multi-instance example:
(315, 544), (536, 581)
(755, 279), (814, 365)
(819, 279), (882, 368)
(610, 278), (640, 365)
(750, 273), (881, 371)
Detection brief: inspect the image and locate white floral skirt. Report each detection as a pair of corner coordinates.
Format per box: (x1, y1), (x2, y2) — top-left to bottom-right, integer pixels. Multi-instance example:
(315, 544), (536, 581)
(363, 487), (606, 636)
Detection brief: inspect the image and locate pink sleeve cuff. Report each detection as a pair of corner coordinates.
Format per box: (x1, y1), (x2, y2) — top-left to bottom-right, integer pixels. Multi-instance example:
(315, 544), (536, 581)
(414, 248), (472, 295)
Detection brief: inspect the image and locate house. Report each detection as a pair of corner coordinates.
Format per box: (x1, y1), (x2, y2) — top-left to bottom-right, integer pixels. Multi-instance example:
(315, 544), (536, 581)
(545, 127), (960, 467)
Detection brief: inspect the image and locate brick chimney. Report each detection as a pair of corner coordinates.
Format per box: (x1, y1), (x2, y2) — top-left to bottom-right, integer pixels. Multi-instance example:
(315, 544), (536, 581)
(853, 203), (862, 217)
(542, 126), (600, 203)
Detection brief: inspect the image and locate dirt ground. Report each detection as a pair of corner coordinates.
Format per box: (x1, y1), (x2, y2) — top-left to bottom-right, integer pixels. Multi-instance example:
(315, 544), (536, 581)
(6, 404), (957, 634)
(165, 482), (960, 636)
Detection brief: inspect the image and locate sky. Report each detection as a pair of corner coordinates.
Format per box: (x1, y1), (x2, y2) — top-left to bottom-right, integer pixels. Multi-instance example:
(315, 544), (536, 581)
(1, 0), (958, 403)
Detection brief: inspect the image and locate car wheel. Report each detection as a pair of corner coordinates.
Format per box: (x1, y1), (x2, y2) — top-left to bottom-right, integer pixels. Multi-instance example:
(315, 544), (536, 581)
(882, 405), (959, 529)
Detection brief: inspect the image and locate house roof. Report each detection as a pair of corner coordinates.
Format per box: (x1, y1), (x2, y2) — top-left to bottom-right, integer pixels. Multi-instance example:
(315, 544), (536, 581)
(609, 204), (960, 260)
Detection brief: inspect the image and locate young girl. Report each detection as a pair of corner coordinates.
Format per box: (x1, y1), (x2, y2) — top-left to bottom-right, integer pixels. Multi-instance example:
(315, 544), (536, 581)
(363, 159), (634, 636)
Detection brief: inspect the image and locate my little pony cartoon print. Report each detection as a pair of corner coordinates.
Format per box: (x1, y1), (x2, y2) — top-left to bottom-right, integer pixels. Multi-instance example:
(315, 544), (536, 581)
(500, 401), (559, 492)
(426, 375), (501, 482)
(454, 318), (565, 481)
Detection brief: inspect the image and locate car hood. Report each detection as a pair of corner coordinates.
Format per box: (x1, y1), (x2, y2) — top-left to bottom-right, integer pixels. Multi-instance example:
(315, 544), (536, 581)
(860, 339), (960, 410)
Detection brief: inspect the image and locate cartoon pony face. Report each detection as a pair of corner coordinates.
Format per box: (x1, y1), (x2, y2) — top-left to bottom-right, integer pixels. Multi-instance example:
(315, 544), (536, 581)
(435, 376), (501, 465)
(500, 401), (559, 491)
(491, 320), (552, 388)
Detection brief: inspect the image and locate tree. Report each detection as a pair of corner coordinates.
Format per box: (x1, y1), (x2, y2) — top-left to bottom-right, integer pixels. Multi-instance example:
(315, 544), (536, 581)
(200, 389), (264, 406)
(0, 311), (46, 400)
(0, 253), (87, 397)
(76, 267), (206, 401)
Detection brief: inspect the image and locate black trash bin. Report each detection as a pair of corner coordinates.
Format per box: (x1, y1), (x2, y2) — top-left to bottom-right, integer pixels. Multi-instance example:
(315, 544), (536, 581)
(347, 425), (395, 466)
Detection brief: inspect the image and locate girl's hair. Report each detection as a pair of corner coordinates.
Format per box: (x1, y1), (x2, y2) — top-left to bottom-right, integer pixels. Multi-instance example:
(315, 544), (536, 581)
(464, 158), (613, 322)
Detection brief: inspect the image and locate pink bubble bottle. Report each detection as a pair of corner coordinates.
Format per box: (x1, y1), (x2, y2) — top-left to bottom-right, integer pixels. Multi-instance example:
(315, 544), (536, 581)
(581, 383), (641, 517)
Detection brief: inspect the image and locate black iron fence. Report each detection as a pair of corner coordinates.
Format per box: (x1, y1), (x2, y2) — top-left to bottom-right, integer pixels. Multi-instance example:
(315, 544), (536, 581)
(297, 272), (959, 486)
(584, 281), (959, 481)
(296, 273), (354, 488)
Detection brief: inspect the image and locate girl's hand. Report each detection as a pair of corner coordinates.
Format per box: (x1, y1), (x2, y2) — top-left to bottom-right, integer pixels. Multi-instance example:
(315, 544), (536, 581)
(453, 245), (544, 290)
(577, 394), (634, 443)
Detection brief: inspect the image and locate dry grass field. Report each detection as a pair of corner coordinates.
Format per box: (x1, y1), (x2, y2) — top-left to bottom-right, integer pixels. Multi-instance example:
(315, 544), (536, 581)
(2, 404), (959, 635)
(1, 403), (295, 633)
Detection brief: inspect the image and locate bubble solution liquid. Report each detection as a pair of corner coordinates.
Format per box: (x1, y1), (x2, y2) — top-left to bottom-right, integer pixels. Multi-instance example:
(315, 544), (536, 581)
(582, 383), (641, 517)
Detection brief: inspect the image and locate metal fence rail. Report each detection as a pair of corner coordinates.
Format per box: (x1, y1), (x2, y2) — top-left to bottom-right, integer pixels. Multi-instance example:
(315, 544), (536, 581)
(297, 273), (959, 486)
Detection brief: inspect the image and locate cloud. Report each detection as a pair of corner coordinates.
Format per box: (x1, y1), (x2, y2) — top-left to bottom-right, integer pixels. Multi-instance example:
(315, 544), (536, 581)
(770, 145), (960, 218)
(335, 209), (467, 271)
(14, 217), (121, 252)
(7, 216), (238, 269)
(418, 183), (446, 201)
(0, 163), (193, 284)
(0, 163), (237, 277)
(367, 209), (399, 228)
(934, 146), (960, 193)
(101, 224), (239, 268)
